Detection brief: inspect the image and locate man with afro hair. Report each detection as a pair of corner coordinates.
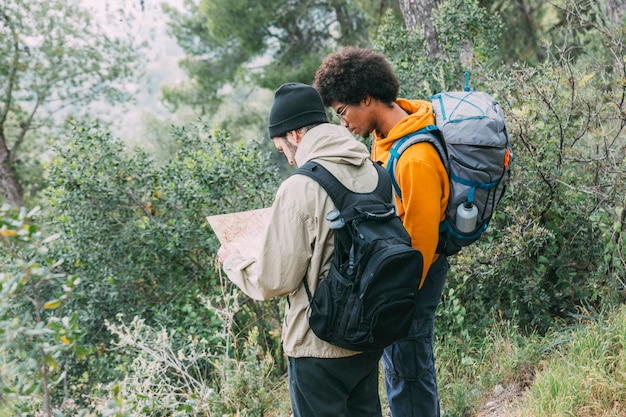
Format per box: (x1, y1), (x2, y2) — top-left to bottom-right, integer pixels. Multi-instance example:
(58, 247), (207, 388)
(314, 46), (450, 417)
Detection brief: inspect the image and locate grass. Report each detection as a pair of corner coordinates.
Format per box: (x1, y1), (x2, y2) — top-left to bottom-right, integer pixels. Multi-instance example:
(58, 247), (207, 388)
(2, 306), (625, 416)
(437, 305), (626, 417)
(522, 307), (626, 416)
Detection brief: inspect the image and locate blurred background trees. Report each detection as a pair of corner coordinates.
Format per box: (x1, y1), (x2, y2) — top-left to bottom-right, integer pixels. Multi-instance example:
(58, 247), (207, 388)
(0, 0), (143, 207)
(0, 0), (625, 415)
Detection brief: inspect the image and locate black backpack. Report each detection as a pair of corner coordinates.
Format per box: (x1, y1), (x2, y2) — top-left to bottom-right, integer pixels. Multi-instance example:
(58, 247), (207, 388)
(295, 160), (424, 352)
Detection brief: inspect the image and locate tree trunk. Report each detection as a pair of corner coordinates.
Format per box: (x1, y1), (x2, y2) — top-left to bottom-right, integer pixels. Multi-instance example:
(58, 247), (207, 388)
(605, 0), (626, 24)
(397, 0), (442, 58)
(0, 139), (23, 207)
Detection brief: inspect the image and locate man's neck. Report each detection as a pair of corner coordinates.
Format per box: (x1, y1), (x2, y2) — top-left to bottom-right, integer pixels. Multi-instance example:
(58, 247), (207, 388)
(375, 101), (408, 138)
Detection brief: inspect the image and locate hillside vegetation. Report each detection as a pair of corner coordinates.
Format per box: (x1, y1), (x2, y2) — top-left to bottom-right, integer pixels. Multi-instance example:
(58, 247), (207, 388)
(1, 0), (625, 416)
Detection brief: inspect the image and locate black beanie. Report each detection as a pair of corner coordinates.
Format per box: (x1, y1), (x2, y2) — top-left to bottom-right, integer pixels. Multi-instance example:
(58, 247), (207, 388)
(268, 82), (329, 138)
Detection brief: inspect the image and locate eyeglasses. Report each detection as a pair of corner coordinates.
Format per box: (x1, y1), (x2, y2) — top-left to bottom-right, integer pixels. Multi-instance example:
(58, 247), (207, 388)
(335, 104), (349, 121)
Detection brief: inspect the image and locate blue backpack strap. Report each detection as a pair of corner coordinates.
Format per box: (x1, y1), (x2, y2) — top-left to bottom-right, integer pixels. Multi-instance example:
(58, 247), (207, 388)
(386, 125), (447, 202)
(449, 174), (500, 205)
(440, 218), (487, 240)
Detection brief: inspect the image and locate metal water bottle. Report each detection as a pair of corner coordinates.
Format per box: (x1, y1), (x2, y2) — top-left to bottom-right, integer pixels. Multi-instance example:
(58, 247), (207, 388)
(456, 202), (478, 233)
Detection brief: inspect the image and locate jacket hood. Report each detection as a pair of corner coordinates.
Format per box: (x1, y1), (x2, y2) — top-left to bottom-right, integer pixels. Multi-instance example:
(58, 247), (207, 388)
(295, 123), (371, 168)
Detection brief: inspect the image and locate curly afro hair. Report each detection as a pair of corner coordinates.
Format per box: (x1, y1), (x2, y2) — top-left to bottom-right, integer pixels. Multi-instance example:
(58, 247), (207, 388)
(314, 46), (400, 107)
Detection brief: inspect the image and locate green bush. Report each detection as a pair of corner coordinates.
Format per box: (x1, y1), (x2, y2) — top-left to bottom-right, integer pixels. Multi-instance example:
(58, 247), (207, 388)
(377, 0), (626, 336)
(375, 0), (503, 98)
(0, 205), (86, 416)
(45, 122), (284, 398)
(96, 286), (288, 416)
(470, 20), (626, 332)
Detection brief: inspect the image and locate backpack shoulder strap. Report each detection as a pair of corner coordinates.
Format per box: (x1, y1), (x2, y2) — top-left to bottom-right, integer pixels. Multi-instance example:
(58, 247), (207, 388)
(294, 160), (391, 208)
(293, 159), (389, 302)
(386, 125), (448, 202)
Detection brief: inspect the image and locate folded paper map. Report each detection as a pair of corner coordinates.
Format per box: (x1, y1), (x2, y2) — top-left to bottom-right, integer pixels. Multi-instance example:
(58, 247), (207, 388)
(207, 207), (272, 255)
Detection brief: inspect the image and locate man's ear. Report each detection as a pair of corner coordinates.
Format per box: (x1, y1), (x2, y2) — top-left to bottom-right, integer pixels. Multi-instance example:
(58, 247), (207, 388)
(290, 129), (305, 144)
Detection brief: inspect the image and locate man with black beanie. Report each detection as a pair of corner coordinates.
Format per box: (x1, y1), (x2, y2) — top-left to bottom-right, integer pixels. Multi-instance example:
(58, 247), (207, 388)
(217, 82), (384, 417)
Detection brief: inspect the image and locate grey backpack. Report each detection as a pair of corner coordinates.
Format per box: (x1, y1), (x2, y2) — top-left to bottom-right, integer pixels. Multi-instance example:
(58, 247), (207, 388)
(386, 89), (512, 256)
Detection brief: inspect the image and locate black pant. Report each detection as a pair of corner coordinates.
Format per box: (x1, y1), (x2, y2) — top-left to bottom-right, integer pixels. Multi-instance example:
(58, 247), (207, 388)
(288, 351), (383, 417)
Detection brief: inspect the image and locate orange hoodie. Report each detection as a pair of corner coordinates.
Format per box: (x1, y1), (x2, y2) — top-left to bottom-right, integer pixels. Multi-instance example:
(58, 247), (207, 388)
(371, 99), (450, 289)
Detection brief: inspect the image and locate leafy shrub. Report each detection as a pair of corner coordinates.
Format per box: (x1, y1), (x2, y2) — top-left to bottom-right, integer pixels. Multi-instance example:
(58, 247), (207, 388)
(375, 0), (503, 98)
(96, 277), (288, 417)
(0, 205), (85, 416)
(45, 122), (283, 396)
(465, 9), (626, 331)
(377, 0), (626, 335)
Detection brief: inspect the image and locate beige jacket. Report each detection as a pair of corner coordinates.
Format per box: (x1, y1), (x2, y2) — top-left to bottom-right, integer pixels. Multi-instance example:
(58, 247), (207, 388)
(222, 123), (382, 358)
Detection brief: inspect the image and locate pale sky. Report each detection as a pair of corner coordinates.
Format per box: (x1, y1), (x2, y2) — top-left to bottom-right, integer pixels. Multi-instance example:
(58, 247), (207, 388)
(80, 0), (188, 139)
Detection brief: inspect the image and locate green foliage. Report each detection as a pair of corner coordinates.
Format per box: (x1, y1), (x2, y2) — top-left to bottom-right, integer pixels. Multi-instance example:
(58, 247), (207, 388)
(481, 0), (626, 66)
(0, 205), (86, 416)
(162, 0), (371, 114)
(445, 16), (625, 334)
(0, 0), (144, 206)
(478, 0), (562, 65)
(375, 0), (504, 98)
(524, 306), (626, 415)
(45, 122), (283, 392)
(478, 31), (624, 331)
(377, 0), (626, 335)
(96, 286), (288, 417)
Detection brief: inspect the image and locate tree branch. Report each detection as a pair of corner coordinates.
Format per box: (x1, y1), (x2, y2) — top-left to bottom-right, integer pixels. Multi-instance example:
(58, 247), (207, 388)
(0, 8), (20, 128)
